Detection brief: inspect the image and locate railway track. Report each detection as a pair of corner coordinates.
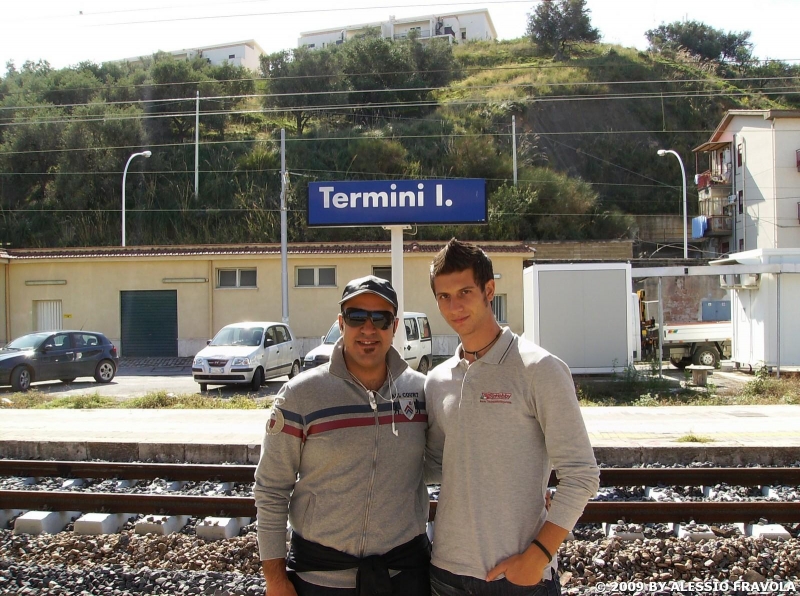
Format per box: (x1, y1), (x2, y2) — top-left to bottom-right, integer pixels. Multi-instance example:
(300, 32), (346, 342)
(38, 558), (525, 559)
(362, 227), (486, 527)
(1, 460), (800, 525)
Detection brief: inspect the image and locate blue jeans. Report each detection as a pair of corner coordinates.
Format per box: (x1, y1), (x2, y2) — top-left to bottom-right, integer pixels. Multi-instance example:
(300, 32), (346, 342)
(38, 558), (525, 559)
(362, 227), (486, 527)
(430, 566), (561, 596)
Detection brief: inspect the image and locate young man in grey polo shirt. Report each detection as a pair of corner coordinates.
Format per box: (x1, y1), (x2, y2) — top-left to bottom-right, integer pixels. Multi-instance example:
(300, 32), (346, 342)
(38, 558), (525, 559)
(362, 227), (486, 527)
(425, 239), (599, 596)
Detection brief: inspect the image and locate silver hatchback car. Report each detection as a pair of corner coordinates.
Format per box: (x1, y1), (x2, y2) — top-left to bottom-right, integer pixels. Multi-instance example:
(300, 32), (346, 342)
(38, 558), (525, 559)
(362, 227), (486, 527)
(192, 322), (302, 392)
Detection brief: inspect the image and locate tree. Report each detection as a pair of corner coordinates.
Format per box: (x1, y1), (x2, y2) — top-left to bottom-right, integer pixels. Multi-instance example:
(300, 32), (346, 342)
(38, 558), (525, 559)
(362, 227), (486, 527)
(260, 47), (348, 135)
(527, 0), (600, 58)
(645, 21), (753, 66)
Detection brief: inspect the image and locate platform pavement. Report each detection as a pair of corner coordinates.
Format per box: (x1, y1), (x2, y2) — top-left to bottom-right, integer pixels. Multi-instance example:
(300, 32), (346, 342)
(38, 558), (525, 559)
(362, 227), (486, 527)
(1, 405), (799, 467)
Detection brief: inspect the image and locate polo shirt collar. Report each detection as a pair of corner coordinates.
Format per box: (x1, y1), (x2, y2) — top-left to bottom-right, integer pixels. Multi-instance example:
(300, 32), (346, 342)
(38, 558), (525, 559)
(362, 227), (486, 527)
(453, 326), (514, 366)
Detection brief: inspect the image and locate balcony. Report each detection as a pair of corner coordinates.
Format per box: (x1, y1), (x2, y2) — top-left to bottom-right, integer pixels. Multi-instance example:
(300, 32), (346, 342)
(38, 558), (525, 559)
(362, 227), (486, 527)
(692, 215), (732, 238)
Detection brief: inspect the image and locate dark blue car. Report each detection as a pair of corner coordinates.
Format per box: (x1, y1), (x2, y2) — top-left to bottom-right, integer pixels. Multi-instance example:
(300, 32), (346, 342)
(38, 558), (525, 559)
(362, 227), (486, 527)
(0, 330), (118, 392)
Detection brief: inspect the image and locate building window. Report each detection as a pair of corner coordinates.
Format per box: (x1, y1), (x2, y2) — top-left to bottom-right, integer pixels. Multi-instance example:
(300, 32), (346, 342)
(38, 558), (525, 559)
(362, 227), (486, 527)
(491, 294), (507, 323)
(372, 266), (392, 282)
(738, 190), (743, 215)
(218, 268), (257, 288)
(306, 43), (315, 48)
(296, 266), (336, 287)
(737, 144), (743, 167)
(739, 239), (744, 252)
(460, 28), (467, 40)
(228, 54), (236, 59)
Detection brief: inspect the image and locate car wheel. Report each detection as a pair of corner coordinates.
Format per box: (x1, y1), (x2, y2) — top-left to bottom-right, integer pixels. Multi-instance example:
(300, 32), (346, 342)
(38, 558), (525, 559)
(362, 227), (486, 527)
(669, 357), (689, 370)
(417, 356), (430, 375)
(693, 346), (720, 368)
(94, 359), (116, 383)
(251, 367), (264, 391)
(289, 360), (301, 379)
(11, 366), (32, 392)
(199, 383), (208, 392)
(60, 378), (76, 384)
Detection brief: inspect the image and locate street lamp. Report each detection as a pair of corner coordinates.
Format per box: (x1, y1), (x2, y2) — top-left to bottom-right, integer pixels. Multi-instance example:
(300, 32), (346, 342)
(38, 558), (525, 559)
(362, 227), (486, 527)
(122, 150), (152, 247)
(657, 149), (688, 259)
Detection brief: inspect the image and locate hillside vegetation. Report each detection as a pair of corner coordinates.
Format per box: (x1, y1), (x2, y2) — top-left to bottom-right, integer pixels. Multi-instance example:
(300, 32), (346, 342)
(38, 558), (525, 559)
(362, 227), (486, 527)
(1, 33), (797, 248)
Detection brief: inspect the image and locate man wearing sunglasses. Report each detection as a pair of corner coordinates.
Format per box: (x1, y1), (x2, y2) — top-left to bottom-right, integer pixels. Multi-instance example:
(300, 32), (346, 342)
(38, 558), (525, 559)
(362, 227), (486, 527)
(425, 239), (599, 596)
(255, 275), (430, 596)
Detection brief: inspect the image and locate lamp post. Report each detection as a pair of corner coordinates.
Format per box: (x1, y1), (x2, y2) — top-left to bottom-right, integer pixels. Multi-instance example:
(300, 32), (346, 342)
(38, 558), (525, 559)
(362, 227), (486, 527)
(657, 149), (688, 259)
(122, 150), (152, 247)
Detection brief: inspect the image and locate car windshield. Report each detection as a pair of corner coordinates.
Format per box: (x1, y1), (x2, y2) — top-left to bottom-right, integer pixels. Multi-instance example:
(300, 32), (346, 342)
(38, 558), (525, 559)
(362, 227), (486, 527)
(323, 322), (341, 344)
(4, 333), (49, 350)
(210, 326), (264, 347)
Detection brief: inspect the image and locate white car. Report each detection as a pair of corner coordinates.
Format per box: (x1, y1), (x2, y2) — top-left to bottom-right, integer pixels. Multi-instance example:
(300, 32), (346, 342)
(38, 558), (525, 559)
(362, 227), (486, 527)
(192, 322), (301, 392)
(304, 311), (434, 374)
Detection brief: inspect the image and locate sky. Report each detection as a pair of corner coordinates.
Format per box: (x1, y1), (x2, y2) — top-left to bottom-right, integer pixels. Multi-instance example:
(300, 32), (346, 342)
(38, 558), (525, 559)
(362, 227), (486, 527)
(2, 0), (798, 72)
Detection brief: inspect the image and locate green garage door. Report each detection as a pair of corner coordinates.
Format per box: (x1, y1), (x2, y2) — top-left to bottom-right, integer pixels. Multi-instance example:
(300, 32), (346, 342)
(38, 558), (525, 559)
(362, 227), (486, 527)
(120, 290), (178, 357)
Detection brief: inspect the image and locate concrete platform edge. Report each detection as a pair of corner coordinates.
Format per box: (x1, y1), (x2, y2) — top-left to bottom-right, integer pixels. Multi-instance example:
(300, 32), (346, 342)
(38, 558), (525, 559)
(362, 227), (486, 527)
(4, 442), (799, 467)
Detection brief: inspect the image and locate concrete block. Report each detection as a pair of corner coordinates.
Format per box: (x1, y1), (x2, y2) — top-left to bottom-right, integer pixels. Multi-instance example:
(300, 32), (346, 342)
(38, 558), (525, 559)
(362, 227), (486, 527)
(196, 516), (251, 540)
(644, 487), (670, 501)
(0, 509), (24, 529)
(38, 441), (87, 461)
(61, 478), (86, 489)
(246, 443), (262, 464)
(86, 441), (139, 462)
(702, 486), (718, 499)
(14, 511), (80, 535)
(20, 477), (38, 486)
(186, 443), (249, 464)
(604, 523), (645, 541)
(672, 522), (715, 541)
(139, 443), (186, 463)
(216, 482), (234, 494)
(166, 480), (186, 492)
(135, 514), (189, 535)
(747, 524), (791, 540)
(761, 486), (780, 498)
(74, 513), (135, 535)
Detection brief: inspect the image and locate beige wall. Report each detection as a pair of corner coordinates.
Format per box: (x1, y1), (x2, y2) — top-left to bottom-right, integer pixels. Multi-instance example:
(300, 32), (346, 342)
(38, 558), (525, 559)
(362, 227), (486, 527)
(8, 259), (213, 354)
(6, 249), (526, 357)
(0, 261), (7, 344)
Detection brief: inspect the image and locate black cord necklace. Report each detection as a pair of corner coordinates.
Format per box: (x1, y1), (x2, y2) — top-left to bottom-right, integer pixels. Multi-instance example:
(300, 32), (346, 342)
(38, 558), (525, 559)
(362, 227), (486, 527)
(462, 329), (502, 360)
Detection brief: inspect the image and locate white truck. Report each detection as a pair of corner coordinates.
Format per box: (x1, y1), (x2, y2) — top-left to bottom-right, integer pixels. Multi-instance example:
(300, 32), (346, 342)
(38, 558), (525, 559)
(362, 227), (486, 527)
(659, 321), (732, 369)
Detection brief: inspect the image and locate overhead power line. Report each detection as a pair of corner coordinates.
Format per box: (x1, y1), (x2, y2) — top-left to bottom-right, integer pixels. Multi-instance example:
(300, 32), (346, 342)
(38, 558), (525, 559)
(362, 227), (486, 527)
(2, 84), (799, 129)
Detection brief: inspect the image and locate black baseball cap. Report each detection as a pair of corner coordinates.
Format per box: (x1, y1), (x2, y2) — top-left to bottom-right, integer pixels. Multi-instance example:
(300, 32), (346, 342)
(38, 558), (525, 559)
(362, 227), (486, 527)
(339, 275), (398, 311)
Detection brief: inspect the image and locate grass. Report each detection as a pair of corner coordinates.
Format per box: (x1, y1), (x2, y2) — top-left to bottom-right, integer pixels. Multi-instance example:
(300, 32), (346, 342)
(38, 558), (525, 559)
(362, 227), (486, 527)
(675, 432), (715, 443)
(576, 365), (800, 407)
(2, 390), (271, 410)
(2, 370), (798, 410)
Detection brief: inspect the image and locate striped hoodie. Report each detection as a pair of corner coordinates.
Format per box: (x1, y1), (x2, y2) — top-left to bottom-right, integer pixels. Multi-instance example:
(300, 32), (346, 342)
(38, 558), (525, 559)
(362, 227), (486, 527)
(254, 338), (428, 587)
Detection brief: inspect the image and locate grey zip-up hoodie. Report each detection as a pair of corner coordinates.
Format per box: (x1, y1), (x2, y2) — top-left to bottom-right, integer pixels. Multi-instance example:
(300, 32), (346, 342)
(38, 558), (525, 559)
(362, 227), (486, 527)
(254, 339), (428, 586)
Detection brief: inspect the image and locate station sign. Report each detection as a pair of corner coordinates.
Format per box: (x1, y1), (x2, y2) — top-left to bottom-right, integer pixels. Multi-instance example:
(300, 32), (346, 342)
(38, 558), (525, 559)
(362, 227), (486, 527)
(307, 179), (486, 227)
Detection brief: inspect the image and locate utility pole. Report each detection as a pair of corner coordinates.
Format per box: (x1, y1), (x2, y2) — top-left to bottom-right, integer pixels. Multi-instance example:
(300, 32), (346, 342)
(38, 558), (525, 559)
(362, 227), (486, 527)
(280, 129), (289, 325)
(194, 91), (200, 198)
(512, 115), (518, 186)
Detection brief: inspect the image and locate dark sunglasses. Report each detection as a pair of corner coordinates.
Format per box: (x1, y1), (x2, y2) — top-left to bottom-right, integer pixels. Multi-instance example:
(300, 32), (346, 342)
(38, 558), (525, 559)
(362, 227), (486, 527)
(342, 308), (395, 330)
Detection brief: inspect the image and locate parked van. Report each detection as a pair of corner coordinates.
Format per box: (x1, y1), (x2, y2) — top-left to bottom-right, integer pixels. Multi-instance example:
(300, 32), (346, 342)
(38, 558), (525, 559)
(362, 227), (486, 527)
(303, 312), (433, 374)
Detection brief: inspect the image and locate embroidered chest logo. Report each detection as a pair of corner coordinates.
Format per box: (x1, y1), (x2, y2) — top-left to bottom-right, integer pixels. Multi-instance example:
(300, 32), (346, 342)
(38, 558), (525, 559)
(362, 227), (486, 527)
(398, 396), (418, 420)
(480, 391), (512, 404)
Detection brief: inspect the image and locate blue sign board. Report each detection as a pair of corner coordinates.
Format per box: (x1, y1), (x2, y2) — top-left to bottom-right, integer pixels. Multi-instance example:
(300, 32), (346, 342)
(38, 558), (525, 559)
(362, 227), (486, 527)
(307, 179), (486, 227)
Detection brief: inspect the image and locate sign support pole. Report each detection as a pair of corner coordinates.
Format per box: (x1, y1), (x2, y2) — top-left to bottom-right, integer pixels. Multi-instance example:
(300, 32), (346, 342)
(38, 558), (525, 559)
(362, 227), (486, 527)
(389, 226), (407, 354)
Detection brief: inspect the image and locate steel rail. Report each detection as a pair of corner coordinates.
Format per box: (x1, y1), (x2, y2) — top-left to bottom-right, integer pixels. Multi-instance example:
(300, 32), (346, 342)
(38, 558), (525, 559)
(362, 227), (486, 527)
(2, 491), (800, 524)
(2, 460), (800, 487)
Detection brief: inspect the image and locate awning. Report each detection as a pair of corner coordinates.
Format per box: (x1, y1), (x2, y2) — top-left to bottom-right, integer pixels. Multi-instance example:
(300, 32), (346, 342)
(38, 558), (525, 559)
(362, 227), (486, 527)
(693, 141), (730, 153)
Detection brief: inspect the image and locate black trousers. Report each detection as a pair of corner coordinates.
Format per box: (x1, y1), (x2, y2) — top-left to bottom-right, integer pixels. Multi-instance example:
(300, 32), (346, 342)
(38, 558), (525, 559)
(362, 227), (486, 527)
(288, 568), (431, 596)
